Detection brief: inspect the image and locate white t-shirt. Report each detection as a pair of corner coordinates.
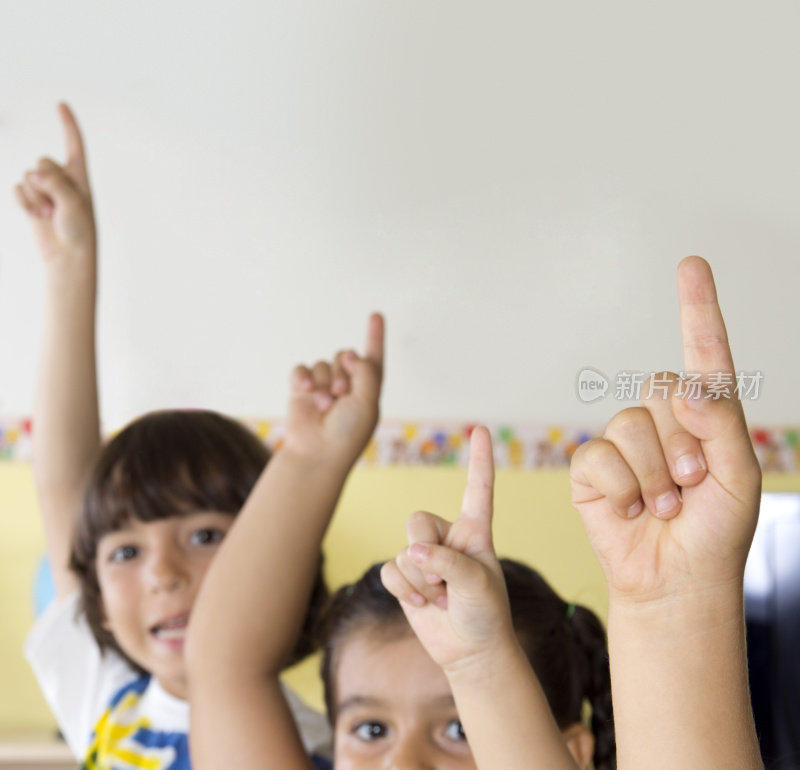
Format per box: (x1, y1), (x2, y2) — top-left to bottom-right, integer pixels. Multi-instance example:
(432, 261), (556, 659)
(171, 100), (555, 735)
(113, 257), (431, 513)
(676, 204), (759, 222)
(25, 592), (332, 768)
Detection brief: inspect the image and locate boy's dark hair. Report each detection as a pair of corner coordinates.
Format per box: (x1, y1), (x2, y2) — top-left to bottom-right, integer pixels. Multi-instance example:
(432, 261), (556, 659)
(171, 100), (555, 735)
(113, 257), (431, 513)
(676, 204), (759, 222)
(70, 409), (328, 674)
(318, 559), (616, 770)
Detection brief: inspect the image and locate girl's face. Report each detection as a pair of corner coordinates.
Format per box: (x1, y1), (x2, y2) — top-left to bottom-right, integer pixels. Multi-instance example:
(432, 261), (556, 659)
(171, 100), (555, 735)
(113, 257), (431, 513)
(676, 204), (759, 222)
(332, 626), (476, 769)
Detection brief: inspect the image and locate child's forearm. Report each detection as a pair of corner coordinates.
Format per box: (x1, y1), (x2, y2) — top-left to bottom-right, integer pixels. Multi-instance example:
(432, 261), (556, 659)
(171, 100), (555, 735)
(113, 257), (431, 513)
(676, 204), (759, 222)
(190, 679), (314, 770)
(188, 447), (349, 769)
(188, 446), (350, 677)
(608, 585), (762, 770)
(34, 256), (100, 598)
(445, 638), (580, 770)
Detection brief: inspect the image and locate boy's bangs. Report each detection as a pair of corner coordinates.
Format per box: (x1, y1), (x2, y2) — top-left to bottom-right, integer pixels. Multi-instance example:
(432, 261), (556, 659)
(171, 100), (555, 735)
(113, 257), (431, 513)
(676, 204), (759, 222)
(84, 410), (269, 540)
(94, 444), (258, 535)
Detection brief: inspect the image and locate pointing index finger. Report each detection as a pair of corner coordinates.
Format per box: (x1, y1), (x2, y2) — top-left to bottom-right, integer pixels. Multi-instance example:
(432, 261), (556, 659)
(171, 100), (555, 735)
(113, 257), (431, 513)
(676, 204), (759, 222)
(449, 426), (495, 554)
(678, 256), (735, 377)
(57, 102), (89, 183)
(364, 312), (385, 370)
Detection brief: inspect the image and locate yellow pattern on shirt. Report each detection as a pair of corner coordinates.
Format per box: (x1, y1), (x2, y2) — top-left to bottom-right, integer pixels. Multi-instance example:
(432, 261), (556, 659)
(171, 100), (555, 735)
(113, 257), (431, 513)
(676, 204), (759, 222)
(82, 689), (175, 770)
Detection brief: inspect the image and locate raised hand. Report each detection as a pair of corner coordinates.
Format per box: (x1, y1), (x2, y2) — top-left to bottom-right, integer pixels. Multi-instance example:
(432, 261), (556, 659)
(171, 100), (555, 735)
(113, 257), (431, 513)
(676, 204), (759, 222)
(381, 426), (514, 672)
(570, 255), (761, 603)
(14, 102), (95, 263)
(283, 313), (384, 467)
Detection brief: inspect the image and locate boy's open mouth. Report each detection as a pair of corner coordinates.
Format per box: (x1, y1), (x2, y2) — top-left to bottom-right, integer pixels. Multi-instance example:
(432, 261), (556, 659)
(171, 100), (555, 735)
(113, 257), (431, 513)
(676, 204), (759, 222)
(150, 613), (190, 640)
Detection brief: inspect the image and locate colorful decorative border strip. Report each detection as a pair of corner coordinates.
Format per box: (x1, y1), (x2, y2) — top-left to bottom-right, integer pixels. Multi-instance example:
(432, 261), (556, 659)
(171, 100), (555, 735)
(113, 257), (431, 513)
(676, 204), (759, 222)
(1, 417), (797, 473)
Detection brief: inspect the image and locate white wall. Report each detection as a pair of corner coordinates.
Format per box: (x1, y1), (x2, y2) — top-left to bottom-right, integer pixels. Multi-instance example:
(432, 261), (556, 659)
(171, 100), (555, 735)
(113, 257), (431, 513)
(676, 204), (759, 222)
(1, 1), (798, 429)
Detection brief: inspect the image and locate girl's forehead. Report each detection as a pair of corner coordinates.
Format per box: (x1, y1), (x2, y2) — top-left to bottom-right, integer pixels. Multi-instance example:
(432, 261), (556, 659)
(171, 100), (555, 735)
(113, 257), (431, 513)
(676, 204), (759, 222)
(334, 627), (454, 711)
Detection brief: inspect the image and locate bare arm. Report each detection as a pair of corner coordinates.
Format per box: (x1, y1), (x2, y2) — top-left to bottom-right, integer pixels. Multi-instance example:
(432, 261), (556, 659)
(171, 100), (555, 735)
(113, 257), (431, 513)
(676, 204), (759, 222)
(15, 103), (101, 600)
(187, 315), (383, 769)
(570, 257), (762, 769)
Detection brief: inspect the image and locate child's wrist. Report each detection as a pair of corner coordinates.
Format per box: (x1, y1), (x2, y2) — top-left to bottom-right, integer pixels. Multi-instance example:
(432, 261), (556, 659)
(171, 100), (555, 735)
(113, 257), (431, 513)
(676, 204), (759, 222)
(608, 580), (745, 639)
(442, 631), (524, 687)
(274, 443), (356, 480)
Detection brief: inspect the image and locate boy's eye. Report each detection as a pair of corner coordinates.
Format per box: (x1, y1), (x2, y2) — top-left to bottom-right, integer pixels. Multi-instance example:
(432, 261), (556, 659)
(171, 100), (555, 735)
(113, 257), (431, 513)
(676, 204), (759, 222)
(443, 719), (466, 742)
(190, 528), (225, 546)
(109, 545), (139, 563)
(353, 721), (389, 742)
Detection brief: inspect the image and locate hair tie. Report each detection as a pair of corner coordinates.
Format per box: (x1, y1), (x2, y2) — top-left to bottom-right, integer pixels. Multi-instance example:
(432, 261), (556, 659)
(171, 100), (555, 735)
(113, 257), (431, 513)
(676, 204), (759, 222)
(566, 602), (576, 620)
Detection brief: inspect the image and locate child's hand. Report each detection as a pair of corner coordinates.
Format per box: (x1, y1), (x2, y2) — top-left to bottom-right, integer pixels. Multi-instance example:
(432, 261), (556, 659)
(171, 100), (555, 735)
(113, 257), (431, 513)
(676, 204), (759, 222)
(283, 313), (383, 468)
(381, 426), (515, 673)
(14, 103), (95, 264)
(570, 257), (761, 605)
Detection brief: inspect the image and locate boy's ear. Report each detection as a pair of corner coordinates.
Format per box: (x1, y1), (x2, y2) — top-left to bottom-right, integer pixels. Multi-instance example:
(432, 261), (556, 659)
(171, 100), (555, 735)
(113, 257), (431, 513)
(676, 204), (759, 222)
(561, 722), (595, 770)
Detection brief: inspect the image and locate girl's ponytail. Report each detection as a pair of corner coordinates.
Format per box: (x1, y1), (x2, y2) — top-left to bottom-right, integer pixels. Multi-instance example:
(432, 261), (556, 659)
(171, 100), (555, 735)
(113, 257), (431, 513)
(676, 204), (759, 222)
(501, 558), (616, 770)
(569, 604), (616, 770)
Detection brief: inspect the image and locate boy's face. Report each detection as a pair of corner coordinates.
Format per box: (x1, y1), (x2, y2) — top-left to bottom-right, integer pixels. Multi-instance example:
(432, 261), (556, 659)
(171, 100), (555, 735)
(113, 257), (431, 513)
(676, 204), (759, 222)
(95, 510), (235, 699)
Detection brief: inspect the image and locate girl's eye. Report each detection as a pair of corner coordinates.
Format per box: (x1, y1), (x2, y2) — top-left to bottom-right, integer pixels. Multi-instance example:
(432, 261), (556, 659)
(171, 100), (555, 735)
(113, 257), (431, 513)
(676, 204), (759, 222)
(443, 719), (466, 742)
(190, 528), (225, 546)
(353, 721), (388, 742)
(109, 545), (138, 563)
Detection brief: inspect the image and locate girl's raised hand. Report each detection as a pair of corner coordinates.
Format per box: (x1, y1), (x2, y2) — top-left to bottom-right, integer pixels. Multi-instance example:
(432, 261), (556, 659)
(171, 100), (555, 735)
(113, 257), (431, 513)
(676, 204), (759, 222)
(570, 256), (761, 605)
(283, 313), (384, 469)
(14, 103), (95, 263)
(381, 426), (515, 672)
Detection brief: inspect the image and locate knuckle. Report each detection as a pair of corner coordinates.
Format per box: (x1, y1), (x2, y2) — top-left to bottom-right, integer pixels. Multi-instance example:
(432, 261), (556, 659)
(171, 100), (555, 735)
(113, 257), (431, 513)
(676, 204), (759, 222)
(291, 364), (309, 380)
(407, 509), (432, 530)
(605, 407), (650, 441)
(664, 432), (699, 461)
(638, 467), (673, 495)
(640, 371), (681, 405)
(687, 332), (728, 354)
(575, 438), (613, 469)
(612, 480), (642, 506)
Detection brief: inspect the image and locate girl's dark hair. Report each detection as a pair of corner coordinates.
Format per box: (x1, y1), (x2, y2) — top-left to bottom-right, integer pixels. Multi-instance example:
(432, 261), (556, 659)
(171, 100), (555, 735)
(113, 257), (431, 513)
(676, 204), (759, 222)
(500, 558), (616, 770)
(70, 409), (328, 673)
(319, 558), (615, 770)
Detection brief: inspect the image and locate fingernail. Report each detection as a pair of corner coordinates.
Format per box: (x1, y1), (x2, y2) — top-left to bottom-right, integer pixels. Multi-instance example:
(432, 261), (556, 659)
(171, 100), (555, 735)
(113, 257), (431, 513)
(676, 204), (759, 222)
(675, 453), (703, 479)
(409, 543), (429, 563)
(655, 491), (680, 515)
(409, 592), (426, 607)
(627, 499), (644, 517)
(435, 594), (448, 609)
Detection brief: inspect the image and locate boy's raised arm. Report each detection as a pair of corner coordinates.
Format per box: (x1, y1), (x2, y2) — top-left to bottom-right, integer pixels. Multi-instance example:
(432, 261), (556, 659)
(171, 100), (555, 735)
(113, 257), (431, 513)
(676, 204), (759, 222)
(15, 103), (101, 600)
(187, 314), (383, 770)
(570, 256), (763, 770)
